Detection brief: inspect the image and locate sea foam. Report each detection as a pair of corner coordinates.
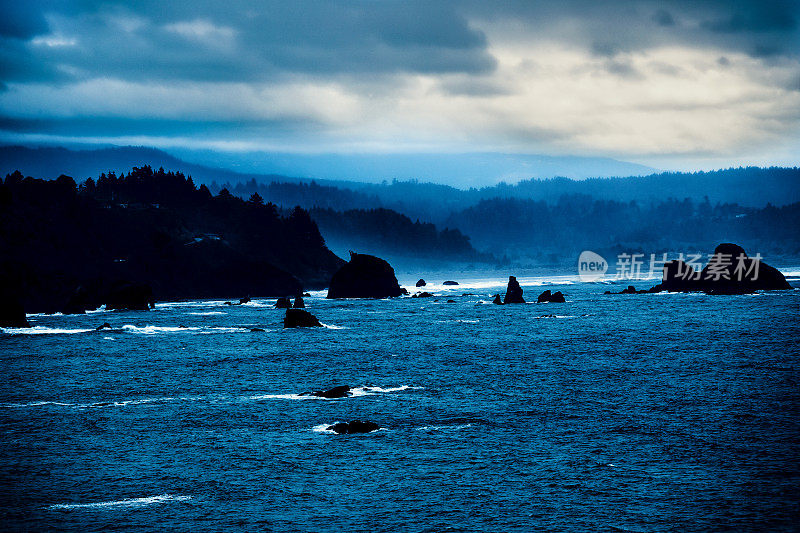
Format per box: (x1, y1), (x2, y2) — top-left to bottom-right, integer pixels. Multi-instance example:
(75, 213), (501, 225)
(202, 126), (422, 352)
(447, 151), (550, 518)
(46, 494), (191, 510)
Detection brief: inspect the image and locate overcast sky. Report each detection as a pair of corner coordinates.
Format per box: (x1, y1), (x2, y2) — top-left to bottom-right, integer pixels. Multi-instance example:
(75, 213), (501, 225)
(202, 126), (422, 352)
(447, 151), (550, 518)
(1, 0), (799, 171)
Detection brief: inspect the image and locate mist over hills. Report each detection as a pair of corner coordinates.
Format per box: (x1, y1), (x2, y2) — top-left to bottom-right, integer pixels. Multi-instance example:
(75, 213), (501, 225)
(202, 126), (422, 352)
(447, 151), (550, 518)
(2, 144), (799, 266)
(169, 149), (658, 187)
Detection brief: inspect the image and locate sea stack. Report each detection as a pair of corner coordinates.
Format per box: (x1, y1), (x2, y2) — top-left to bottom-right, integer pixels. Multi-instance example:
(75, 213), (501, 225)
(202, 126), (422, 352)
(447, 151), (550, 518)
(503, 276), (525, 304)
(327, 252), (404, 299)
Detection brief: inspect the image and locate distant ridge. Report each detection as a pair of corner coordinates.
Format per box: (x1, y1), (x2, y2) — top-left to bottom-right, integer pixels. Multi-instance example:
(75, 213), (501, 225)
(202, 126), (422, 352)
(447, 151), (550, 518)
(0, 145), (304, 187)
(0, 144), (657, 189)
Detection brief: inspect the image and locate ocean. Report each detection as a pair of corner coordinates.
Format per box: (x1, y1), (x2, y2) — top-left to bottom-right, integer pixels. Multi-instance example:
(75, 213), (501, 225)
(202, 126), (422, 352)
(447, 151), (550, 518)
(1, 274), (799, 532)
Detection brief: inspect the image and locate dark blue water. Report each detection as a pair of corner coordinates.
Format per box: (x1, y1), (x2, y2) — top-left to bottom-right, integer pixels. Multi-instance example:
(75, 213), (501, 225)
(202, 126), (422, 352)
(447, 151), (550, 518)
(2, 275), (799, 532)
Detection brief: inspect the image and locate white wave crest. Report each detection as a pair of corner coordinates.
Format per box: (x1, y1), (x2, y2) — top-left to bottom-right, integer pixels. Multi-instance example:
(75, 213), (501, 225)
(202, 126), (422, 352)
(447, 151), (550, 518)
(417, 424), (473, 431)
(246, 393), (311, 401)
(186, 311), (226, 316)
(0, 326), (95, 335)
(349, 385), (420, 397)
(121, 325), (246, 334)
(312, 423), (337, 433)
(46, 494), (191, 510)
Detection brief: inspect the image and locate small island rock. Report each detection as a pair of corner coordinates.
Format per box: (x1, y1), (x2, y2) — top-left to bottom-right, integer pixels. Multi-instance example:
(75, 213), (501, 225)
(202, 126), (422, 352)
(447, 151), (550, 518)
(284, 309), (322, 328)
(327, 252), (403, 299)
(312, 385), (352, 398)
(327, 420), (380, 434)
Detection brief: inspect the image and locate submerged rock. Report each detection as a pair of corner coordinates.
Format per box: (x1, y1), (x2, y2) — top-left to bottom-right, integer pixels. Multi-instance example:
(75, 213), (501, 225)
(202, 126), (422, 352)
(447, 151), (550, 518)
(503, 276), (525, 304)
(293, 294), (305, 308)
(312, 385), (352, 398)
(537, 290), (566, 303)
(250, 327), (265, 332)
(416, 279), (426, 287)
(275, 297), (291, 309)
(443, 280), (459, 286)
(327, 252), (403, 299)
(412, 292), (434, 298)
(327, 420), (380, 434)
(283, 309), (322, 328)
(106, 282), (154, 311)
(95, 322), (113, 331)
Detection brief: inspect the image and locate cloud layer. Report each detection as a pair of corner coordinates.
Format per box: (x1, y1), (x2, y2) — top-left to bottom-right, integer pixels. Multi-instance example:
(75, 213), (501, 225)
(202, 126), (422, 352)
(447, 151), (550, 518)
(1, 0), (798, 170)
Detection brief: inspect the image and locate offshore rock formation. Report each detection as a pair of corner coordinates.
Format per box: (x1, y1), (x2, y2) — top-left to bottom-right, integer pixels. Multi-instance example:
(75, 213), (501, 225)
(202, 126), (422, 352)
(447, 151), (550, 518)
(537, 290), (566, 303)
(327, 252), (404, 299)
(283, 309), (322, 328)
(327, 420), (380, 434)
(275, 297), (291, 309)
(443, 280), (459, 285)
(293, 294), (305, 308)
(416, 279), (426, 287)
(503, 276), (525, 304)
(650, 243), (791, 294)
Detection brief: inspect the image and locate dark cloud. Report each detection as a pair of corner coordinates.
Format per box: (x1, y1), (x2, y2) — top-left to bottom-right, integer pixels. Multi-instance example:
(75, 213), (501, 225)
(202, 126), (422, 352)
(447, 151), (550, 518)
(2, 0), (798, 87)
(652, 9), (676, 27)
(0, 0), (49, 39)
(0, 0), (495, 84)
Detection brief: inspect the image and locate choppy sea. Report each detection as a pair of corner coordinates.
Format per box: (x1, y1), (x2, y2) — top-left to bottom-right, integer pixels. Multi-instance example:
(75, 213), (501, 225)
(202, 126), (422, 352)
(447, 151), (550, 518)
(1, 274), (799, 531)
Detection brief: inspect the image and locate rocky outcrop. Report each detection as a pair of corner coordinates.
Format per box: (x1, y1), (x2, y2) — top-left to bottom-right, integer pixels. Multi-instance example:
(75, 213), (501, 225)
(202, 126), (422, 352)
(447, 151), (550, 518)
(283, 309), (322, 328)
(503, 276), (525, 304)
(293, 294), (305, 308)
(650, 243), (791, 294)
(411, 292), (434, 298)
(604, 285), (654, 295)
(327, 252), (404, 299)
(443, 280), (459, 286)
(537, 290), (565, 303)
(327, 420), (380, 434)
(239, 296), (251, 304)
(275, 297), (291, 309)
(311, 385), (351, 398)
(492, 294), (503, 305)
(416, 279), (426, 287)
(106, 282), (155, 311)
